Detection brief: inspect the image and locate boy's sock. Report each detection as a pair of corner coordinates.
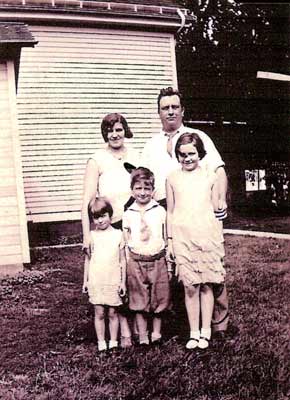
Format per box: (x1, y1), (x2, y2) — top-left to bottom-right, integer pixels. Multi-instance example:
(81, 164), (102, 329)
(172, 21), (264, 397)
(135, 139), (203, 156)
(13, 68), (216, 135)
(198, 328), (211, 349)
(186, 330), (200, 349)
(121, 336), (132, 348)
(151, 332), (162, 343)
(139, 332), (149, 345)
(108, 340), (118, 349)
(98, 340), (107, 352)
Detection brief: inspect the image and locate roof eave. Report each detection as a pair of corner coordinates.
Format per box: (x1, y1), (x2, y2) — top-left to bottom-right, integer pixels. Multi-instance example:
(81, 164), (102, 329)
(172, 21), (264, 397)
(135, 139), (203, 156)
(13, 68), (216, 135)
(0, 10), (192, 33)
(0, 2), (193, 32)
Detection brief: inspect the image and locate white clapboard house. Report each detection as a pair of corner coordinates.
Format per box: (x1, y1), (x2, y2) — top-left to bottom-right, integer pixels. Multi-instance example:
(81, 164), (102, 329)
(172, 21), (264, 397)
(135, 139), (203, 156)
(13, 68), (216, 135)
(0, 0), (191, 273)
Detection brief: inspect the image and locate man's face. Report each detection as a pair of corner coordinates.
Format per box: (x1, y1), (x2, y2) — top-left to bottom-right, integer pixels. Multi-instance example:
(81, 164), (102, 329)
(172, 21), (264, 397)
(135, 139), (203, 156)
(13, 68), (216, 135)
(159, 94), (184, 133)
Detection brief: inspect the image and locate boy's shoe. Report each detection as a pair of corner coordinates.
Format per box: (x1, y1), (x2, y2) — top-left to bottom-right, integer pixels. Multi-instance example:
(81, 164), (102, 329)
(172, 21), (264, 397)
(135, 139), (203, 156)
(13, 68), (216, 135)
(151, 334), (163, 346)
(121, 336), (133, 348)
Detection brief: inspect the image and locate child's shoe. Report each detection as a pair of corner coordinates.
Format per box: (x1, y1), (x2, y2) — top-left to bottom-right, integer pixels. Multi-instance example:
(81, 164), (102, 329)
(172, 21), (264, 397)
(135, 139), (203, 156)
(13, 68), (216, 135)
(97, 340), (107, 352)
(198, 328), (211, 349)
(121, 336), (133, 348)
(185, 338), (199, 349)
(151, 332), (162, 346)
(108, 340), (118, 350)
(198, 337), (209, 349)
(185, 330), (200, 350)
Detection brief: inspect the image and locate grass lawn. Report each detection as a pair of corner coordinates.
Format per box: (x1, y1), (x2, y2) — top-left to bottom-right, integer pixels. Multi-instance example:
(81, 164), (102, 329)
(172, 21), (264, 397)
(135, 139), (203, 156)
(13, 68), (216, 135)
(0, 235), (289, 400)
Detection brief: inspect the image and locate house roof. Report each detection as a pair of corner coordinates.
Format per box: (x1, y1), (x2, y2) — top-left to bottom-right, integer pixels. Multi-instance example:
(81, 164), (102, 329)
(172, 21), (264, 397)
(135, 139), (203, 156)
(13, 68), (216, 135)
(0, 1), (192, 28)
(0, 22), (37, 45)
(95, 1), (184, 6)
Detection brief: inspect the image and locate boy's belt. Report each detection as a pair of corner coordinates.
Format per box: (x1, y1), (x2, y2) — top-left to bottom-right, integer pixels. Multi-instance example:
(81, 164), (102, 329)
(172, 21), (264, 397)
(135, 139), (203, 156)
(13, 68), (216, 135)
(129, 249), (165, 262)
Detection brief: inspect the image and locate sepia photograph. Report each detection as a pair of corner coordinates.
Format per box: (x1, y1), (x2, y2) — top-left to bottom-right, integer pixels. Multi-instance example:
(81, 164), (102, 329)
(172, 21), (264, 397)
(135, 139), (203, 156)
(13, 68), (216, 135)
(0, 1), (289, 399)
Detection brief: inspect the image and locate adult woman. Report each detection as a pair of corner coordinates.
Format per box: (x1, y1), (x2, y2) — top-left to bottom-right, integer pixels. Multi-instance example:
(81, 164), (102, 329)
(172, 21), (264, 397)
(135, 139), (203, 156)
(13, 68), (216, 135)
(82, 113), (139, 347)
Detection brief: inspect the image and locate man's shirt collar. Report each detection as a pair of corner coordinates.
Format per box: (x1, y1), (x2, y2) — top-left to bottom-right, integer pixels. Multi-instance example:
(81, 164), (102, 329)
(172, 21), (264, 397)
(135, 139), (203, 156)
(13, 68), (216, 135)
(162, 124), (184, 137)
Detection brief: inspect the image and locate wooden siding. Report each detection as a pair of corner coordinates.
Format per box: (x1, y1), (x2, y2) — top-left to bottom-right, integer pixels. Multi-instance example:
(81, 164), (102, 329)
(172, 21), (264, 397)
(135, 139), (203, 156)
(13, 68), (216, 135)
(0, 61), (30, 265)
(17, 25), (177, 222)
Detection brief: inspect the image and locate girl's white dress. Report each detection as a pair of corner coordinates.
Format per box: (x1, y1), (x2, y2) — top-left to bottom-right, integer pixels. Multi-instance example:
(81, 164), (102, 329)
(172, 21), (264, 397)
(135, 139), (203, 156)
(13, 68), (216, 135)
(168, 166), (226, 286)
(87, 227), (124, 306)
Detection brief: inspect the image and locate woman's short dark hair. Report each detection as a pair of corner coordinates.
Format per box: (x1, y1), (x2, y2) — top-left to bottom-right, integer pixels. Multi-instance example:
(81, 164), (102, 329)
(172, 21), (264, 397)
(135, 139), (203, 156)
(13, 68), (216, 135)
(101, 113), (133, 142)
(130, 167), (155, 190)
(175, 132), (207, 160)
(88, 197), (113, 222)
(157, 87), (184, 113)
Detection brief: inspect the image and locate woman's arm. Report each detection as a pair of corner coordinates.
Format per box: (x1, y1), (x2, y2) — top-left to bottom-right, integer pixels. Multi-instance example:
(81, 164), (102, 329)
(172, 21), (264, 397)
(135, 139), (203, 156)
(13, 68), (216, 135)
(81, 158), (99, 255)
(165, 177), (175, 263)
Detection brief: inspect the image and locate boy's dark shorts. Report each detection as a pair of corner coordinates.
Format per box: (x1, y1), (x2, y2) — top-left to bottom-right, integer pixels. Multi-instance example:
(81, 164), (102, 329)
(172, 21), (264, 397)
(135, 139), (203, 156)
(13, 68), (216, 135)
(127, 249), (170, 313)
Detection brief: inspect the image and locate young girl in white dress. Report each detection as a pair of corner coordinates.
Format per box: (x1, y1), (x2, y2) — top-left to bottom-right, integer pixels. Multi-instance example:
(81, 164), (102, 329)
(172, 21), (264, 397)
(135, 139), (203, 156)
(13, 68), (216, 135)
(166, 132), (226, 350)
(83, 197), (126, 352)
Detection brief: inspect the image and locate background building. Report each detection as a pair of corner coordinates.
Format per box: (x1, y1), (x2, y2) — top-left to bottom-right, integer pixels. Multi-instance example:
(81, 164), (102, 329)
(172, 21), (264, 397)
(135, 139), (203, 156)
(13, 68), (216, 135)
(0, 0), (190, 272)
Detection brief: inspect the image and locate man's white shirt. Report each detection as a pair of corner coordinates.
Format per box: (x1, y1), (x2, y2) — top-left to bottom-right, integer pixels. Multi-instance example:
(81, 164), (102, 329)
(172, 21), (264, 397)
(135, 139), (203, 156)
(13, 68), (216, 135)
(140, 125), (224, 201)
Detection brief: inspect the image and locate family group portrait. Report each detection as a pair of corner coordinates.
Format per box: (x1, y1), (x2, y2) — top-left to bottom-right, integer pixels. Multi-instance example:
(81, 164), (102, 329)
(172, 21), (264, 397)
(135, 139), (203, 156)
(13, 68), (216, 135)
(0, 1), (289, 399)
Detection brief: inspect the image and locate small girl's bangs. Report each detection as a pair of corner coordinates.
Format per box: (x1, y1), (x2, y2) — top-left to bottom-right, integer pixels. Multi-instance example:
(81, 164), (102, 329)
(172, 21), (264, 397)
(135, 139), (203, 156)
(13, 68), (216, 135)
(89, 198), (113, 219)
(91, 206), (109, 218)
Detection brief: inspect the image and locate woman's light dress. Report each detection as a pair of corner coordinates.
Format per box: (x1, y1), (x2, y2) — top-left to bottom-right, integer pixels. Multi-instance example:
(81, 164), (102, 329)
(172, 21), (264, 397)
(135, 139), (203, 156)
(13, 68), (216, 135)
(90, 147), (139, 223)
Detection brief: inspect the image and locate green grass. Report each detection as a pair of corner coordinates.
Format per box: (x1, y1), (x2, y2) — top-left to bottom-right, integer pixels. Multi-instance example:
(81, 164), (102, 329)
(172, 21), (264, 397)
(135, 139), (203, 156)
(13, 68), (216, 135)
(0, 235), (289, 400)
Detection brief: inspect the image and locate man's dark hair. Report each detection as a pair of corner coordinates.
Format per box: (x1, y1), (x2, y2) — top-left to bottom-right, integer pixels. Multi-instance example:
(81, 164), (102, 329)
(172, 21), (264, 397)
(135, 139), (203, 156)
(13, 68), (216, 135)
(175, 132), (207, 160)
(157, 87), (184, 113)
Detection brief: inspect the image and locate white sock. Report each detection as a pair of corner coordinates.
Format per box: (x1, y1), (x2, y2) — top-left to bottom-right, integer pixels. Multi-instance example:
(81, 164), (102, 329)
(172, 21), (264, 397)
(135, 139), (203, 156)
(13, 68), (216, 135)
(190, 330), (200, 340)
(98, 340), (107, 351)
(151, 332), (162, 342)
(108, 340), (118, 349)
(139, 332), (149, 345)
(200, 328), (211, 340)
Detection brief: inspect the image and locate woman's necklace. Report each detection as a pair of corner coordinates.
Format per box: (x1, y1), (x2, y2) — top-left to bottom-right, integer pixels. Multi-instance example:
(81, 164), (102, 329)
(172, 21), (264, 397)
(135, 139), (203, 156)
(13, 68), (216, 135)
(107, 146), (127, 160)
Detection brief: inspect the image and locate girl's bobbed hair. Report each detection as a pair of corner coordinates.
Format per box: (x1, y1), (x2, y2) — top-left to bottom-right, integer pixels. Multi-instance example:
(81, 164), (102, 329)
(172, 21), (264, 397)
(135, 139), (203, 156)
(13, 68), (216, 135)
(175, 132), (207, 161)
(88, 197), (113, 223)
(101, 113), (133, 143)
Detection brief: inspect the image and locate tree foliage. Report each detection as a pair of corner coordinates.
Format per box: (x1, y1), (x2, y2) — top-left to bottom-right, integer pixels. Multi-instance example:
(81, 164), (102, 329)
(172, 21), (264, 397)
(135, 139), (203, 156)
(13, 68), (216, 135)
(176, 1), (289, 121)
(175, 1), (289, 167)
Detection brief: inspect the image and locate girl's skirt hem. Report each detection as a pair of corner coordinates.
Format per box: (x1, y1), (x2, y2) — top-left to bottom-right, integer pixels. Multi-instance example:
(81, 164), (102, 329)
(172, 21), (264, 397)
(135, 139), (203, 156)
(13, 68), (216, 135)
(88, 283), (121, 306)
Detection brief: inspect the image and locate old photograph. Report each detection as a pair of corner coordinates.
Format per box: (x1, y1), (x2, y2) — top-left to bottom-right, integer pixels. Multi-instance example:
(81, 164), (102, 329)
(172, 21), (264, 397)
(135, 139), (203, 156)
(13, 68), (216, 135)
(0, 1), (289, 399)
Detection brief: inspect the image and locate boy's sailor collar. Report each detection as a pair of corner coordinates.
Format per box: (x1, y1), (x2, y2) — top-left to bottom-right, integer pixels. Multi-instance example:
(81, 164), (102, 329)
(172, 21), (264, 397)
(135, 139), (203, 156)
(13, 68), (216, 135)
(127, 199), (160, 213)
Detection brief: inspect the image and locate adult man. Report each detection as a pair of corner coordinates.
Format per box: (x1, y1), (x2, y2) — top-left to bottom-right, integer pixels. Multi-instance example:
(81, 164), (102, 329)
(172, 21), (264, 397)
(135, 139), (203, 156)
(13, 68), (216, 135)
(141, 87), (229, 335)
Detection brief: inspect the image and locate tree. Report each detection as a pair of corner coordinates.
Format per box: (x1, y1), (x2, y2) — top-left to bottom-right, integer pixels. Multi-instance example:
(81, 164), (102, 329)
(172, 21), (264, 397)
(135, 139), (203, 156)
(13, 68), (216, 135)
(176, 1), (289, 124)
(176, 1), (290, 208)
